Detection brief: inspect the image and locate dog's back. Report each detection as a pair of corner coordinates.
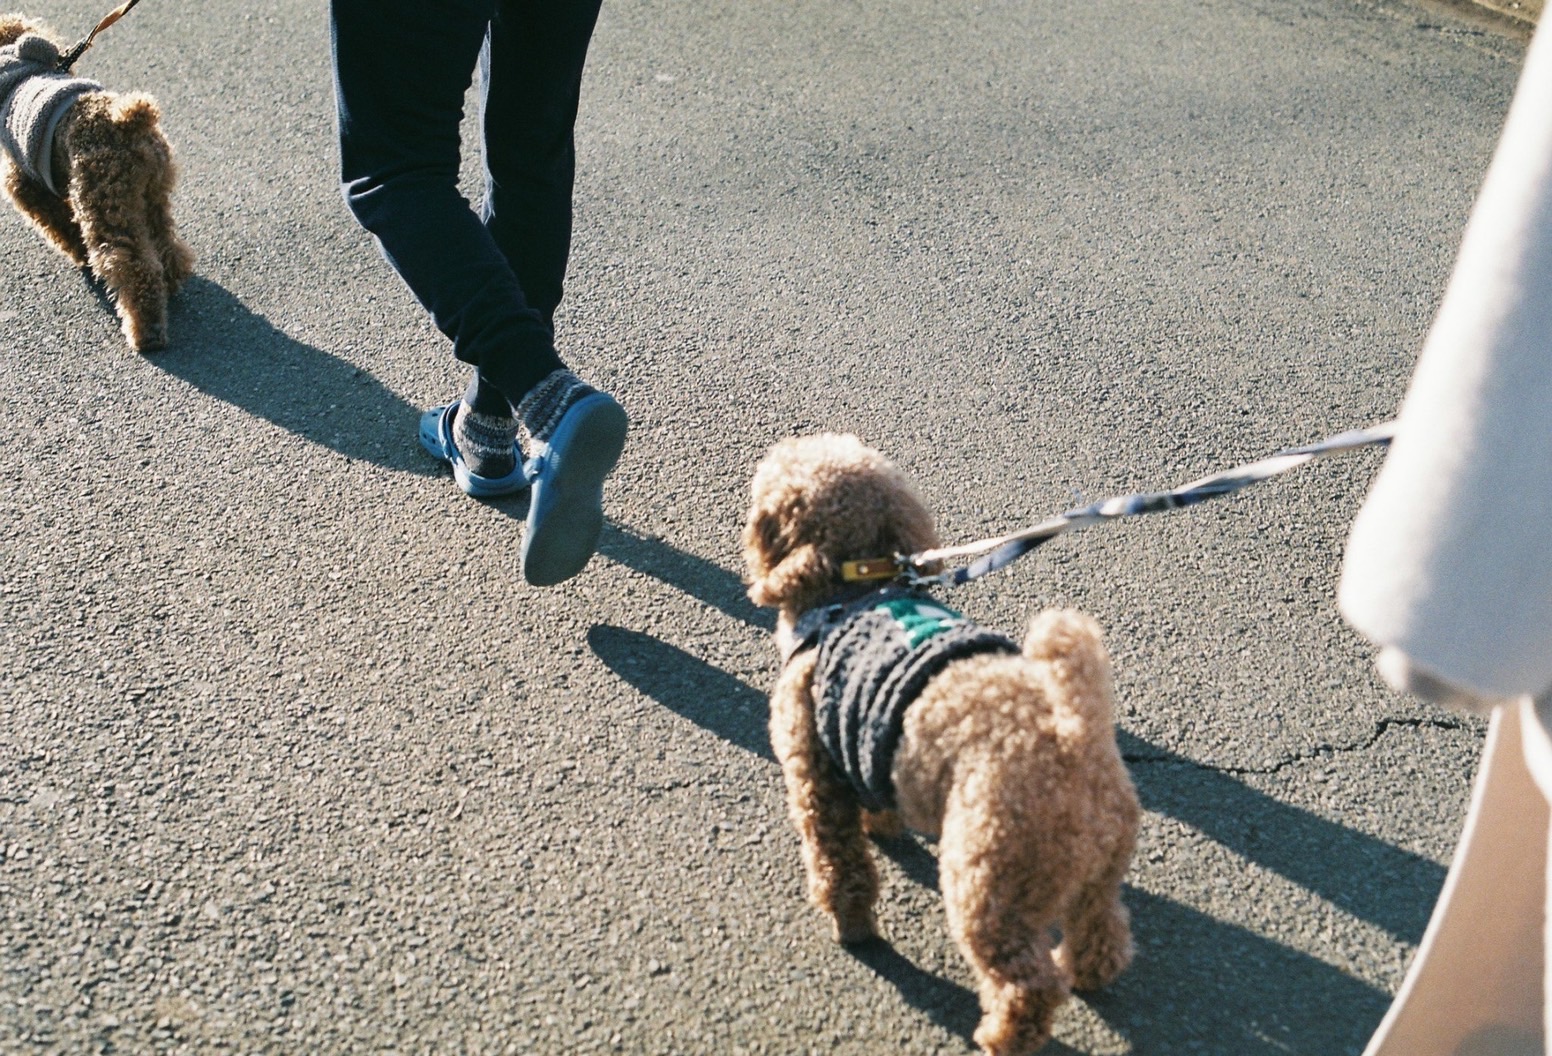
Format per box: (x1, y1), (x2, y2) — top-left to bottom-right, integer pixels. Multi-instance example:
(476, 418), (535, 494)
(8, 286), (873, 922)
(889, 606), (1136, 848)
(892, 606), (1140, 1053)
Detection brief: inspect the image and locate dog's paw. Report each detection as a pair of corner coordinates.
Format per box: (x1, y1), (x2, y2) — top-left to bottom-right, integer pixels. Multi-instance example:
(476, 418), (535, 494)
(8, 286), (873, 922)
(123, 317), (168, 353)
(862, 809), (905, 840)
(831, 908), (880, 945)
(973, 988), (1060, 1056)
(129, 331), (168, 354)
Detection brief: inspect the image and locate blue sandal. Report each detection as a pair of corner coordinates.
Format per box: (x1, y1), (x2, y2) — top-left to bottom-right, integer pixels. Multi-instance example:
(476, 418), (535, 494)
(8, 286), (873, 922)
(519, 392), (628, 586)
(418, 403), (530, 498)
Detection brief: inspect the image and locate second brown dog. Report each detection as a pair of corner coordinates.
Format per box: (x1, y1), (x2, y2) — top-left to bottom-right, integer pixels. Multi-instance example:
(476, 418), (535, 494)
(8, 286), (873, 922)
(743, 433), (1141, 1055)
(1, 15), (193, 351)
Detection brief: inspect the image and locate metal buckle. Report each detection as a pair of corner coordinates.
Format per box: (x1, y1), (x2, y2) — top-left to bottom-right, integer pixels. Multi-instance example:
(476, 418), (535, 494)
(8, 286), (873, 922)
(841, 557), (901, 582)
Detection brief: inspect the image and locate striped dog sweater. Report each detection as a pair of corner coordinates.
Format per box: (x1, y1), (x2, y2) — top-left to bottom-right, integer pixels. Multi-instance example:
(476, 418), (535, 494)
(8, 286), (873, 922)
(0, 34), (101, 195)
(786, 586), (1019, 811)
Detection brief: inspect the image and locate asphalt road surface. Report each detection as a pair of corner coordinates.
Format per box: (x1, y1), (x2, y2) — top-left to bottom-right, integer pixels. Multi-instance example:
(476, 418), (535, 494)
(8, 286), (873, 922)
(0, 0), (1532, 1052)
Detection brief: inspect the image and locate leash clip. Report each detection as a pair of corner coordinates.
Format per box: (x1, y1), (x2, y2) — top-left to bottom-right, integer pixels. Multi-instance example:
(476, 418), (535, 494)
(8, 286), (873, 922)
(56, 0), (143, 72)
(842, 554), (952, 590)
(56, 40), (90, 72)
(903, 564), (953, 590)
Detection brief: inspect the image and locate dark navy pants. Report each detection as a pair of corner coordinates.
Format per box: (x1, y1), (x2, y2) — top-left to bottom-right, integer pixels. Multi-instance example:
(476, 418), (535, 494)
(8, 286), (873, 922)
(330, 0), (603, 413)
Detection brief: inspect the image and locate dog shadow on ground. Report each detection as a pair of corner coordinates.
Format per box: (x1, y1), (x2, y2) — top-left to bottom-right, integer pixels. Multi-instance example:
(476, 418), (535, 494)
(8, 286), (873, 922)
(152, 276), (435, 475)
(1118, 730), (1445, 947)
(1086, 885), (1391, 1054)
(589, 622), (1433, 1054)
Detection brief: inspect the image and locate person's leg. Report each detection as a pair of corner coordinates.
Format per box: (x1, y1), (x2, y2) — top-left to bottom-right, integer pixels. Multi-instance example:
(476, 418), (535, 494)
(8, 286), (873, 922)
(331, 0), (562, 378)
(331, 0), (558, 487)
(476, 0), (626, 585)
(478, 0), (604, 328)
(461, 0), (604, 425)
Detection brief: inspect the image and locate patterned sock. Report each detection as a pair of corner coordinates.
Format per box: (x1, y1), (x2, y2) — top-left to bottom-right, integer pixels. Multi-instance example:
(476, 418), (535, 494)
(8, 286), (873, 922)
(452, 402), (518, 478)
(515, 369), (597, 446)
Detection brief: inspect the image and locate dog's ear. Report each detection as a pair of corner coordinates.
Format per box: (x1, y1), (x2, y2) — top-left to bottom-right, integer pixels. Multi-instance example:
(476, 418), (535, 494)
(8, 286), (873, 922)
(741, 504), (779, 578)
(747, 542), (833, 608)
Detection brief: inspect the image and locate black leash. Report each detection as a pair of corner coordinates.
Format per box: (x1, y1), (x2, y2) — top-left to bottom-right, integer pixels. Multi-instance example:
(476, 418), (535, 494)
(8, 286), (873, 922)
(840, 421), (1398, 589)
(56, 0), (143, 72)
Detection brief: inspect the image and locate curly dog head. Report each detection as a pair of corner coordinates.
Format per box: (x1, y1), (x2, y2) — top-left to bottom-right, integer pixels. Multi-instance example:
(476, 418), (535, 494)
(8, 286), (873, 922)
(743, 434), (942, 611)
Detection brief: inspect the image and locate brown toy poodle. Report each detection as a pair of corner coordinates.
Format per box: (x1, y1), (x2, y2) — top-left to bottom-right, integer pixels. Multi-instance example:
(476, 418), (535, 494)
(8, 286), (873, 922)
(743, 433), (1141, 1055)
(1, 14), (193, 351)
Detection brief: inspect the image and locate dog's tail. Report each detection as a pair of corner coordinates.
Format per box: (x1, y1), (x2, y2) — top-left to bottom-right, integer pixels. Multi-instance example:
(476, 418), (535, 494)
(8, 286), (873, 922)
(107, 93), (161, 132)
(1022, 608), (1116, 728)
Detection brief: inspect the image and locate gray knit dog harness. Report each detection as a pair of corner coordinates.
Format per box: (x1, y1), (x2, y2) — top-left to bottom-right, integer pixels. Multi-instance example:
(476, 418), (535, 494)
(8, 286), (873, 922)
(785, 586), (1019, 811)
(0, 34), (101, 196)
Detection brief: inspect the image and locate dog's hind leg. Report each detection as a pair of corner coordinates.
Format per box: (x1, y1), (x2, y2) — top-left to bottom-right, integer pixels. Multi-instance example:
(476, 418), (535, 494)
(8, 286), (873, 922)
(1054, 830), (1135, 992)
(70, 173), (169, 350)
(770, 653), (881, 944)
(3, 159), (88, 265)
(147, 183), (194, 294)
(141, 133), (194, 292)
(151, 204), (195, 294)
(940, 794), (1072, 1056)
(75, 199), (168, 352)
(65, 96), (176, 351)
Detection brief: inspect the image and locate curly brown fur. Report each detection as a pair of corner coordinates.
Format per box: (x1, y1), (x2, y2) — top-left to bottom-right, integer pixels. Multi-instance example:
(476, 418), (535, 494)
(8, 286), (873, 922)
(0, 15), (193, 351)
(743, 434), (1141, 1056)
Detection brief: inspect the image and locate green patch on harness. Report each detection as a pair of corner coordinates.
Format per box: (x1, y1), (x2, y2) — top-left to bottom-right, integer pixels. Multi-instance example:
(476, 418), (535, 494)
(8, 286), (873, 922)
(874, 596), (966, 649)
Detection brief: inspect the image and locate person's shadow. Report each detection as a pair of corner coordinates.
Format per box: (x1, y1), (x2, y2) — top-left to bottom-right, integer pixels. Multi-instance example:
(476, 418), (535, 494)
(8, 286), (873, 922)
(1115, 729), (1445, 946)
(596, 523), (773, 631)
(154, 276), (437, 475)
(589, 623), (773, 761)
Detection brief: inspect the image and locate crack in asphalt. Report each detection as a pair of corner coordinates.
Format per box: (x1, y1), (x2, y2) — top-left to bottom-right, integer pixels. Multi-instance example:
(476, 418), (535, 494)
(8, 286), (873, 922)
(1123, 714), (1473, 777)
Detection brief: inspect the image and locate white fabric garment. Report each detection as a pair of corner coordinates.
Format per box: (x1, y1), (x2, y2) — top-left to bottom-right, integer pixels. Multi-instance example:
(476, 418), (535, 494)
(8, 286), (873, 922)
(1359, 703), (1546, 1056)
(1339, 24), (1552, 702)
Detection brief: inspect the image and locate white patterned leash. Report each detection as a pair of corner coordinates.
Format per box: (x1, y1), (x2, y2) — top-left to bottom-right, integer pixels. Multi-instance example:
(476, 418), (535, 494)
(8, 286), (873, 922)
(841, 421), (1398, 588)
